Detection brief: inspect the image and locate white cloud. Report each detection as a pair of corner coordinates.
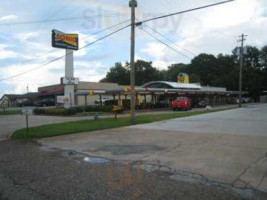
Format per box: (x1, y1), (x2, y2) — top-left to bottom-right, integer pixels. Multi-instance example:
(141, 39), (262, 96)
(2, 61), (64, 94)
(15, 32), (39, 41)
(0, 44), (18, 59)
(138, 0), (267, 70)
(141, 42), (166, 58)
(0, 15), (17, 22)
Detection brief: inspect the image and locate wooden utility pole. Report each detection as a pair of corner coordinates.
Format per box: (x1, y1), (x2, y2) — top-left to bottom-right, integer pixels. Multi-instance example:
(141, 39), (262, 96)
(238, 34), (247, 108)
(129, 0), (137, 124)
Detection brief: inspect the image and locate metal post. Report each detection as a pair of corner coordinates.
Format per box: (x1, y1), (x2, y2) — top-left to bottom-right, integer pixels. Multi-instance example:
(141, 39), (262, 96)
(64, 49), (75, 108)
(130, 0), (137, 124)
(26, 114), (29, 133)
(85, 95), (87, 106)
(100, 94), (103, 108)
(238, 34), (247, 108)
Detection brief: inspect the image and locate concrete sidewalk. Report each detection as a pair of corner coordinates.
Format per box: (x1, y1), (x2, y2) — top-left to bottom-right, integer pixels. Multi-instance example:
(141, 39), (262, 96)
(0, 104), (239, 140)
(39, 104), (267, 194)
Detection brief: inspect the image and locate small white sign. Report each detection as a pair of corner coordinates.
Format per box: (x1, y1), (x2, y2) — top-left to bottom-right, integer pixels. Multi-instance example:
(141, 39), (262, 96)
(61, 77), (79, 85)
(22, 109), (33, 115)
(236, 47), (248, 56)
(57, 96), (70, 103)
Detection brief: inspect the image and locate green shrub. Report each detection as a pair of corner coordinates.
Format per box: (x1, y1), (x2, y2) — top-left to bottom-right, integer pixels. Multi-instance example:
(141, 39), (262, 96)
(73, 106), (84, 113)
(33, 108), (45, 115)
(34, 107), (77, 116)
(84, 105), (101, 112)
(104, 100), (118, 106)
(101, 105), (113, 112)
(34, 105), (118, 116)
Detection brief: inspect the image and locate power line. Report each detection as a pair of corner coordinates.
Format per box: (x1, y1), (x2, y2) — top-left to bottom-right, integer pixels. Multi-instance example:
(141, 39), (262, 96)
(143, 24), (196, 56)
(139, 26), (193, 60)
(35, 5), (69, 29)
(17, 19), (130, 66)
(0, 24), (131, 82)
(136, 0), (235, 25)
(0, 13), (127, 26)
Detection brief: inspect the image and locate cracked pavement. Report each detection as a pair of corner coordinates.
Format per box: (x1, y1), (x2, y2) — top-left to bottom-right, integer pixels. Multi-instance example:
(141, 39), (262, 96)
(1, 140), (263, 200)
(38, 103), (267, 199)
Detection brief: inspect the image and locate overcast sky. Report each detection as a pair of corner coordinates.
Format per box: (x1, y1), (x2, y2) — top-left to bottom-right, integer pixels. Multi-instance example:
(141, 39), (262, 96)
(0, 0), (267, 96)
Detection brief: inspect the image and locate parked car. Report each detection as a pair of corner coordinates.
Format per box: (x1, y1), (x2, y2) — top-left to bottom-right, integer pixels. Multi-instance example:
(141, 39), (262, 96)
(197, 100), (207, 108)
(172, 97), (192, 111)
(18, 101), (35, 107)
(34, 99), (55, 107)
(235, 98), (247, 104)
(95, 97), (109, 104)
(243, 97), (252, 103)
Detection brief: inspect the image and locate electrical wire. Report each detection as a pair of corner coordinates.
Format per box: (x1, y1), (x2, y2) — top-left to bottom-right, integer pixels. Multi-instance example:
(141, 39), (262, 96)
(143, 24), (196, 56)
(136, 0), (235, 25)
(17, 19), (130, 66)
(0, 23), (131, 82)
(0, 13), (128, 26)
(139, 26), (193, 60)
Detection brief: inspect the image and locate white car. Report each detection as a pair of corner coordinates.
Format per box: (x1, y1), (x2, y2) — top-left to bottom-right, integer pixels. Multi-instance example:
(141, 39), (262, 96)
(95, 97), (109, 104)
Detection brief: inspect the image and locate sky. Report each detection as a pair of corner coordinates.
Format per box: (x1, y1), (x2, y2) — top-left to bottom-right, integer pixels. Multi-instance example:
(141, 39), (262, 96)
(0, 0), (267, 96)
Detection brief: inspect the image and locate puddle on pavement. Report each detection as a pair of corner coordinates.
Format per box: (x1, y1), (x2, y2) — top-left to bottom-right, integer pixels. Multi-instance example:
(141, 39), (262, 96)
(92, 145), (165, 155)
(60, 150), (110, 164)
(83, 156), (109, 164)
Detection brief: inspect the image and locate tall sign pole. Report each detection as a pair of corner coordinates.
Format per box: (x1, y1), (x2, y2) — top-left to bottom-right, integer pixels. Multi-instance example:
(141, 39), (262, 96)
(64, 49), (75, 108)
(52, 29), (79, 108)
(129, 0), (137, 124)
(238, 34), (247, 108)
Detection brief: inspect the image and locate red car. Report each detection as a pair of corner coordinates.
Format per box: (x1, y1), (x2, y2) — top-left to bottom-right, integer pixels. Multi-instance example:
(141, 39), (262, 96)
(172, 97), (192, 111)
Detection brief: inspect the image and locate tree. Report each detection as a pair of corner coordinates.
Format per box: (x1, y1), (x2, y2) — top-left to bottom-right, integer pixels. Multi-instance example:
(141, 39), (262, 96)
(233, 46), (261, 68)
(134, 60), (163, 86)
(100, 60), (163, 86)
(100, 62), (129, 85)
(166, 63), (188, 82)
(260, 46), (267, 91)
(190, 54), (218, 86)
(260, 45), (267, 71)
(100, 46), (267, 97)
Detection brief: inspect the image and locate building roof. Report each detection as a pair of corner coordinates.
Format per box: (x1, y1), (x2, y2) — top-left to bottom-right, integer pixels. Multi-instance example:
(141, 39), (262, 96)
(141, 81), (202, 90)
(200, 86), (227, 92)
(77, 82), (119, 91)
(1, 94), (22, 101)
(1, 93), (39, 101)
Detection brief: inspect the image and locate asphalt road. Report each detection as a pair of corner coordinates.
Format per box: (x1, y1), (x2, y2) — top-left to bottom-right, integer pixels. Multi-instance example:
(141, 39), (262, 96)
(0, 140), (265, 200)
(1, 104), (267, 199)
(39, 103), (267, 198)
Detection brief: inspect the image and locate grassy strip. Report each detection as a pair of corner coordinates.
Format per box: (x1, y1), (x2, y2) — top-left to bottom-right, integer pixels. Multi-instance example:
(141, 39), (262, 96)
(0, 110), (21, 115)
(12, 109), (230, 140)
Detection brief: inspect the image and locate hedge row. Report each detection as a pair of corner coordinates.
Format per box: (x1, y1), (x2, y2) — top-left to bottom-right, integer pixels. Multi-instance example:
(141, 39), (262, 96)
(33, 105), (114, 116)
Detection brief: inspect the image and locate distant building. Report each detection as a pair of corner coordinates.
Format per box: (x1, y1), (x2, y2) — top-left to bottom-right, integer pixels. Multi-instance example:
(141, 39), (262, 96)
(1, 81), (244, 107)
(0, 93), (39, 107)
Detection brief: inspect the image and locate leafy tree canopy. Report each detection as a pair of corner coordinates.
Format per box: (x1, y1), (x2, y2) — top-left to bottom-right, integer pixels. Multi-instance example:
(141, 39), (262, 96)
(100, 46), (267, 96)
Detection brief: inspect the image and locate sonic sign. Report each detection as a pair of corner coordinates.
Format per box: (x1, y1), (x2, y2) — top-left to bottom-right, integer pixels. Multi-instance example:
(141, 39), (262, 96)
(52, 29), (79, 50)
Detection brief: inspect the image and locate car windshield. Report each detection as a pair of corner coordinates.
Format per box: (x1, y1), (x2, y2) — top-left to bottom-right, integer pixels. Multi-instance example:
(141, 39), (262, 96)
(176, 97), (186, 101)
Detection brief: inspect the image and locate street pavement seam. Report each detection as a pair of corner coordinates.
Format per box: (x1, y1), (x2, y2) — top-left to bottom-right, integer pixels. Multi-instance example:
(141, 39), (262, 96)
(232, 152), (267, 190)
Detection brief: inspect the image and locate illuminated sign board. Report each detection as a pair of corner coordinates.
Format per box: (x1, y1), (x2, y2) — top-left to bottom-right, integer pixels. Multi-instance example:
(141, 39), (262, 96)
(52, 29), (79, 50)
(178, 73), (190, 84)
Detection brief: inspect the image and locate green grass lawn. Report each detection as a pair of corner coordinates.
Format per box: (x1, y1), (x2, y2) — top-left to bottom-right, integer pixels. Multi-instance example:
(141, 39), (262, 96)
(12, 109), (229, 140)
(0, 110), (21, 115)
